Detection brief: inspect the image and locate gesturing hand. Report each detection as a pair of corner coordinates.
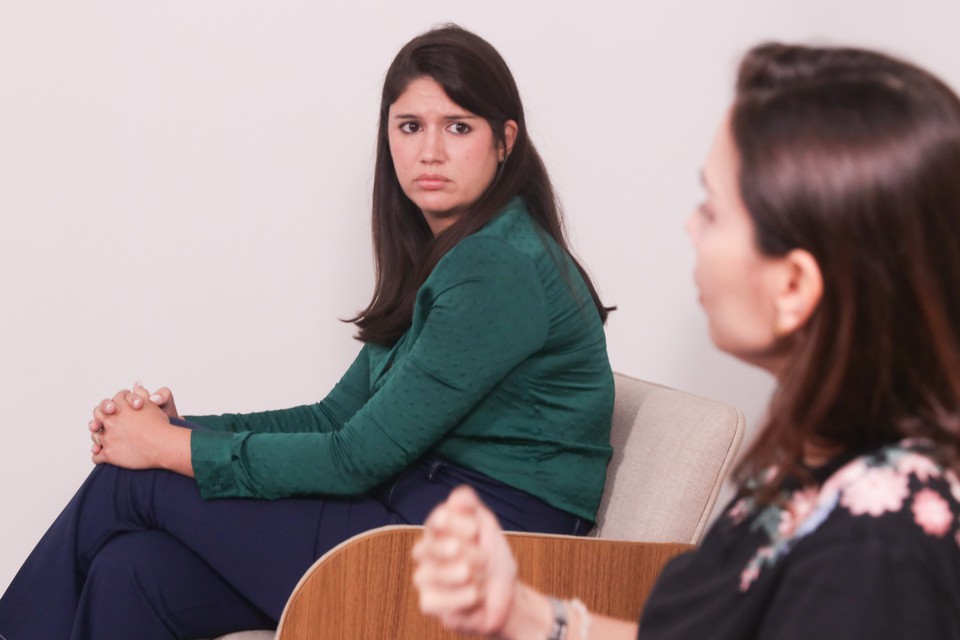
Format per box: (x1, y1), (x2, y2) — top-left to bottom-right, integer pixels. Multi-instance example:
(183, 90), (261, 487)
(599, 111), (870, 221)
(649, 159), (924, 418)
(412, 486), (519, 636)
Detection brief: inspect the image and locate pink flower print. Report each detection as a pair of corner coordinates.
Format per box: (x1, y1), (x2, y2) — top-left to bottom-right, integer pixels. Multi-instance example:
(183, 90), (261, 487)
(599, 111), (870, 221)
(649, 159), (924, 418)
(777, 487), (819, 538)
(896, 453), (941, 482)
(762, 465), (781, 483)
(822, 459), (869, 499)
(728, 498), (751, 525)
(945, 470), (960, 505)
(739, 546), (774, 592)
(739, 564), (760, 592)
(840, 467), (909, 517)
(912, 489), (953, 537)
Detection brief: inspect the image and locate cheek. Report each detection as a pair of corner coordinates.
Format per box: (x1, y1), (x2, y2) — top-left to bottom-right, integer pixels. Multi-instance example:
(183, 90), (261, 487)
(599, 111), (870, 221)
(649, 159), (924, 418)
(692, 237), (726, 291)
(456, 134), (497, 178)
(701, 267), (778, 356)
(463, 148), (498, 191)
(387, 135), (411, 176)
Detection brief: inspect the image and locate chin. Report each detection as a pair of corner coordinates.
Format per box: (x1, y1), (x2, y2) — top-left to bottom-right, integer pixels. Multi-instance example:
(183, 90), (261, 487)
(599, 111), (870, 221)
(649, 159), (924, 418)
(413, 195), (454, 214)
(718, 340), (787, 376)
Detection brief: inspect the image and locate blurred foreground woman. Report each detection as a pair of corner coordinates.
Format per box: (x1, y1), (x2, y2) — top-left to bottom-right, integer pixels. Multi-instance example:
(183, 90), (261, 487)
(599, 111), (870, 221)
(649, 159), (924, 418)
(414, 42), (960, 639)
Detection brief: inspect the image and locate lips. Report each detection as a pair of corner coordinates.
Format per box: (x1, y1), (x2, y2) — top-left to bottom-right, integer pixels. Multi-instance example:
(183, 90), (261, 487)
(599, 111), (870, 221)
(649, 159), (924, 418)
(414, 174), (450, 190)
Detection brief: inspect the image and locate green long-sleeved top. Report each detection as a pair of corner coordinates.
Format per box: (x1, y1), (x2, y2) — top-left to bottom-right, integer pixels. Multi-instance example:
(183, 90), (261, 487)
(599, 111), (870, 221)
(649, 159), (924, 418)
(187, 198), (614, 521)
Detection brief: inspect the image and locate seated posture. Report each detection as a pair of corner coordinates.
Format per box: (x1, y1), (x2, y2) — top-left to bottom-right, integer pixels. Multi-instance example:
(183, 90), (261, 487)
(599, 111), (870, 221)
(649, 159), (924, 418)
(413, 42), (960, 639)
(0, 25), (615, 640)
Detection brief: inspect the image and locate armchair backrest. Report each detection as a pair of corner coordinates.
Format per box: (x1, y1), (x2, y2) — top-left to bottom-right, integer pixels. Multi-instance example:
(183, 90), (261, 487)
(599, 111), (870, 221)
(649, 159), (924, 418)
(592, 373), (746, 544)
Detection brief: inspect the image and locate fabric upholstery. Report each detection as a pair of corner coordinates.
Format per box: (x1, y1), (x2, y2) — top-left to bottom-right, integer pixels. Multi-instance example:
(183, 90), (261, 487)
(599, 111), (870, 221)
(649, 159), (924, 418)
(593, 372), (745, 543)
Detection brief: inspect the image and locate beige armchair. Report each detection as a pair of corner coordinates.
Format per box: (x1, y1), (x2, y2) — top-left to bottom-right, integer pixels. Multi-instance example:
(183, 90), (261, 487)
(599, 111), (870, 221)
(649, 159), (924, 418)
(216, 373), (745, 639)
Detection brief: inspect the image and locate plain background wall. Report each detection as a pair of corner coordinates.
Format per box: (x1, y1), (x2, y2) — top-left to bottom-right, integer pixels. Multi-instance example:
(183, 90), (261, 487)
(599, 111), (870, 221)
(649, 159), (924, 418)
(1, 0), (958, 593)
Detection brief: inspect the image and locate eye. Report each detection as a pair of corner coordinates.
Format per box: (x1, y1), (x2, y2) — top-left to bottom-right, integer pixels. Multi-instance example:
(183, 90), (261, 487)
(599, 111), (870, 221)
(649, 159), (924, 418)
(697, 202), (716, 222)
(446, 122), (471, 134)
(399, 122), (420, 134)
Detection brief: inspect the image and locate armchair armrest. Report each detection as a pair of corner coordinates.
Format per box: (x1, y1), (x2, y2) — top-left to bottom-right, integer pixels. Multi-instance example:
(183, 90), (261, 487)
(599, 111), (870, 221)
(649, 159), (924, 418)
(275, 525), (692, 639)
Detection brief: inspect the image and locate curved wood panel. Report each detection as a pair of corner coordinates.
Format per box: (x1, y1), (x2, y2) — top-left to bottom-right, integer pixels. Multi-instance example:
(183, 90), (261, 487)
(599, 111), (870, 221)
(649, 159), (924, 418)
(275, 525), (692, 639)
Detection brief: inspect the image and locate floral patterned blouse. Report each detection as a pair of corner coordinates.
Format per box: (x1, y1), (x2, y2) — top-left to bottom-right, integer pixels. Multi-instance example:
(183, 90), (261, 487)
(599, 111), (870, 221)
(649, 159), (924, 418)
(637, 440), (960, 639)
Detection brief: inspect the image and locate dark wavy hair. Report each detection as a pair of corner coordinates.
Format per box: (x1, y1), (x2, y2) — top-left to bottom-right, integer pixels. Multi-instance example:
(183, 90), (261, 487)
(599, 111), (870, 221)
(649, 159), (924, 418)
(351, 25), (611, 345)
(731, 43), (960, 490)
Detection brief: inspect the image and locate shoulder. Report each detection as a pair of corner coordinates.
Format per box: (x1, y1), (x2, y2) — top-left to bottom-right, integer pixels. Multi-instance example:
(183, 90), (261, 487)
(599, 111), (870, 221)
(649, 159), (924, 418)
(814, 441), (960, 543)
(468, 198), (565, 262)
(429, 199), (553, 286)
(731, 441), (960, 592)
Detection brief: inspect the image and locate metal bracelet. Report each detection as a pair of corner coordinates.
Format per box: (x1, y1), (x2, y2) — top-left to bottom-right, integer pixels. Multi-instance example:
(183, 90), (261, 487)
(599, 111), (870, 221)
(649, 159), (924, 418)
(547, 596), (569, 640)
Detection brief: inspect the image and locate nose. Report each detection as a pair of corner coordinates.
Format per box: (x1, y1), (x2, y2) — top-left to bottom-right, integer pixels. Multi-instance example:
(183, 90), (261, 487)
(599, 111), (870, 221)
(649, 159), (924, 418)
(419, 127), (445, 164)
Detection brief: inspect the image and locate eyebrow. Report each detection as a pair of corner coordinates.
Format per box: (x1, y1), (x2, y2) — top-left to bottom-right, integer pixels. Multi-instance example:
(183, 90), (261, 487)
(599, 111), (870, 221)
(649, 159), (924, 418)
(391, 113), (483, 120)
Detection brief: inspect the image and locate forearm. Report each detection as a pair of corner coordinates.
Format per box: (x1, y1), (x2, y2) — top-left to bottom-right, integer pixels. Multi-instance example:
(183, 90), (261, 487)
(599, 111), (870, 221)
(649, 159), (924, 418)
(184, 402), (350, 435)
(587, 613), (638, 640)
(189, 421), (409, 499)
(500, 584), (637, 640)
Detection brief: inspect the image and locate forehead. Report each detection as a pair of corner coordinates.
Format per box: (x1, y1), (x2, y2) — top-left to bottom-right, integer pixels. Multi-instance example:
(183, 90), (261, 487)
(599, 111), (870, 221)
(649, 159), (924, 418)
(704, 115), (740, 195)
(389, 76), (468, 115)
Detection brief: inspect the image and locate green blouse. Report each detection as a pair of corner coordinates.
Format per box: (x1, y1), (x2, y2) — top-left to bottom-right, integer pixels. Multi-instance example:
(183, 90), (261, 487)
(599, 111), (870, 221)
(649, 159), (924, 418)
(187, 198), (614, 521)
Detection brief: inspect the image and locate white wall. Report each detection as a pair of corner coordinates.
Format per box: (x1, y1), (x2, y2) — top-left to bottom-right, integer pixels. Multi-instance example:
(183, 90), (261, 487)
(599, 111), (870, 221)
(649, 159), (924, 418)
(2, 0), (958, 592)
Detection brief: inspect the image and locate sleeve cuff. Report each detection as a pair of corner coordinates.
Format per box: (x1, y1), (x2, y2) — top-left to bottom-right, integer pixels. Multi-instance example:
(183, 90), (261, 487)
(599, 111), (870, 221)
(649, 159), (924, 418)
(190, 429), (244, 499)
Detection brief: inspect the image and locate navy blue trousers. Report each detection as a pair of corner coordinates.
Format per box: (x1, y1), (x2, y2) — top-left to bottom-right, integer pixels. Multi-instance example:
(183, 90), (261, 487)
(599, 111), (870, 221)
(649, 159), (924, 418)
(0, 448), (586, 640)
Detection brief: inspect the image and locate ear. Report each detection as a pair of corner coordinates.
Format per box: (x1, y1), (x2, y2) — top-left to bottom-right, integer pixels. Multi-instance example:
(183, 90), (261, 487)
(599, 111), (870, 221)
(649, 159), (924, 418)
(772, 248), (823, 337)
(500, 120), (519, 161)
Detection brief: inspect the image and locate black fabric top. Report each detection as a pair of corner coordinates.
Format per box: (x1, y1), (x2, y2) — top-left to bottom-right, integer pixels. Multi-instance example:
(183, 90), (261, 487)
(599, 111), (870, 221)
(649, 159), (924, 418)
(639, 439), (960, 639)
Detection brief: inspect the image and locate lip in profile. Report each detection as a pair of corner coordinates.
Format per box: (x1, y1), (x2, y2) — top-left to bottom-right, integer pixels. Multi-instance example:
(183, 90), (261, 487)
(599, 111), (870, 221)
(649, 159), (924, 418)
(414, 174), (450, 190)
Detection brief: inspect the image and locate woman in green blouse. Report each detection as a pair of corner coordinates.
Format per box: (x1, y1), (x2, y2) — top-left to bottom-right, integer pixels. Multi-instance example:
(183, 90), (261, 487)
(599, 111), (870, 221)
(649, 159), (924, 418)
(0, 25), (613, 640)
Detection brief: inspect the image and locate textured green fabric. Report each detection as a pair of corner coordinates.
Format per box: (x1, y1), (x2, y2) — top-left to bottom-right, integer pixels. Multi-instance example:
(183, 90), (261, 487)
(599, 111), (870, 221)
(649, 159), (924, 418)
(188, 198), (614, 521)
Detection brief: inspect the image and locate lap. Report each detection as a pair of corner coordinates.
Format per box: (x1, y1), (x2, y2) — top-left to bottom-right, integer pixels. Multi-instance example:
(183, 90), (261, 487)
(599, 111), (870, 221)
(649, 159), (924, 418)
(77, 453), (580, 620)
(83, 463), (402, 618)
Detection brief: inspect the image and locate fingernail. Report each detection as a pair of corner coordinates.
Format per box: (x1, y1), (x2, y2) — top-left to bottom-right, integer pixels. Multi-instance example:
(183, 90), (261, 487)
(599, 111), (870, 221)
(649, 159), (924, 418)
(150, 394), (162, 403)
(105, 402), (115, 412)
(134, 380), (143, 389)
(132, 397), (142, 408)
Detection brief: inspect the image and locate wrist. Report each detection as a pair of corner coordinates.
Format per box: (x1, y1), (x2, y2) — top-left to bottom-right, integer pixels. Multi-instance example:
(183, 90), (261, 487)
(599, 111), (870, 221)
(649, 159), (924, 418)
(498, 583), (554, 640)
(158, 425), (194, 477)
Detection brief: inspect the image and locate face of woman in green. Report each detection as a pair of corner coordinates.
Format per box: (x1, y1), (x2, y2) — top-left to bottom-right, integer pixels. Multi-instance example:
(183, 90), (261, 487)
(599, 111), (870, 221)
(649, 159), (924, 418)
(388, 75), (517, 235)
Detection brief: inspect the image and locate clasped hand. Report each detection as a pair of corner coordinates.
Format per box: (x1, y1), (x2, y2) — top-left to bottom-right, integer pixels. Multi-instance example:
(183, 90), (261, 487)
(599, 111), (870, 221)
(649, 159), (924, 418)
(87, 382), (190, 473)
(411, 486), (520, 636)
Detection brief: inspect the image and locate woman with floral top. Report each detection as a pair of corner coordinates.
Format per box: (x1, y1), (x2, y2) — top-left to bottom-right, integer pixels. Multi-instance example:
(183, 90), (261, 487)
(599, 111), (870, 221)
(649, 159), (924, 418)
(411, 42), (960, 639)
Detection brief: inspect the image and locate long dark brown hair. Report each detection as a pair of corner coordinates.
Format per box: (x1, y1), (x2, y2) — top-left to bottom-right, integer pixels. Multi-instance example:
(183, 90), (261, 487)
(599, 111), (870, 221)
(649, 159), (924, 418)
(351, 25), (611, 346)
(731, 43), (960, 489)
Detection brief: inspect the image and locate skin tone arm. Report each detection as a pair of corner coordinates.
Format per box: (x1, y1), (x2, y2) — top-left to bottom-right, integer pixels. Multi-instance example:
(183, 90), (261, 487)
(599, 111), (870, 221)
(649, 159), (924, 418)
(412, 486), (638, 640)
(88, 383), (194, 477)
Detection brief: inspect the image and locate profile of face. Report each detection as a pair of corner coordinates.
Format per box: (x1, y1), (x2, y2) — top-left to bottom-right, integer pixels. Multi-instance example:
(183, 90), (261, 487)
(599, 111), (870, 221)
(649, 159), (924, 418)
(388, 76), (518, 235)
(686, 116), (822, 375)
